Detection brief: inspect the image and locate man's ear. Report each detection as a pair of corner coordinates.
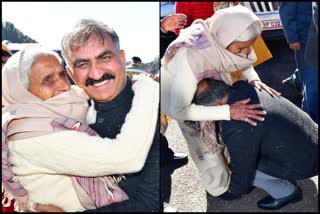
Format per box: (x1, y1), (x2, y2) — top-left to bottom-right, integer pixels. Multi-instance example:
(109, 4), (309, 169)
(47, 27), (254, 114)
(66, 66), (74, 81)
(210, 97), (227, 106)
(210, 101), (222, 106)
(120, 49), (126, 65)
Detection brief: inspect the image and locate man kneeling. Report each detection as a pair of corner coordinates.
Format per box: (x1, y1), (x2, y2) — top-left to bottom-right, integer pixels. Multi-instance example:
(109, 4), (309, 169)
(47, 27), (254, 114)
(190, 79), (318, 210)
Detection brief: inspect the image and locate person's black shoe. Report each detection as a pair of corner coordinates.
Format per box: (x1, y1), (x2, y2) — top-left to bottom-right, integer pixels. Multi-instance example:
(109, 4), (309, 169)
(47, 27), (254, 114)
(257, 185), (302, 210)
(218, 190), (239, 201)
(169, 152), (188, 169)
(282, 77), (302, 97)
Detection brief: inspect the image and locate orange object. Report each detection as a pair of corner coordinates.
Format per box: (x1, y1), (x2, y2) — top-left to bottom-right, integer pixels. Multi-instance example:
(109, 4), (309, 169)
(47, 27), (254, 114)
(2, 43), (12, 56)
(252, 35), (273, 67)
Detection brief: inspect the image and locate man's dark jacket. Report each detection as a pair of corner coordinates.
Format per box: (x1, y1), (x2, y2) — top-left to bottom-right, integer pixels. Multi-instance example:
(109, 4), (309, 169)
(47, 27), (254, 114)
(222, 81), (318, 198)
(86, 78), (160, 212)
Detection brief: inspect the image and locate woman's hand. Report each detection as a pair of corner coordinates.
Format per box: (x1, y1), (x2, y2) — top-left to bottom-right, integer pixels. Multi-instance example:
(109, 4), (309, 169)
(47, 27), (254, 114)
(230, 98), (267, 126)
(250, 80), (281, 96)
(161, 13), (187, 32)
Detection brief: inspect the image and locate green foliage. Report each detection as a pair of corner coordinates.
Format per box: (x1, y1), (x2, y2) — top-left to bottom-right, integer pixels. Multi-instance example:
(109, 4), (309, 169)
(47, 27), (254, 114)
(2, 21), (37, 43)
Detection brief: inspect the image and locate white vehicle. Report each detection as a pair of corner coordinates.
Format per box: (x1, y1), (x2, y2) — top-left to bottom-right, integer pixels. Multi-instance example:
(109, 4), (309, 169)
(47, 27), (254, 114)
(243, 2), (283, 31)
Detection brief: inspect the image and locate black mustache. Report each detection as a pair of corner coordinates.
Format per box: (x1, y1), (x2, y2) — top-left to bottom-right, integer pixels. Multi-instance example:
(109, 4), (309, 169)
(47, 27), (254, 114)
(85, 73), (115, 86)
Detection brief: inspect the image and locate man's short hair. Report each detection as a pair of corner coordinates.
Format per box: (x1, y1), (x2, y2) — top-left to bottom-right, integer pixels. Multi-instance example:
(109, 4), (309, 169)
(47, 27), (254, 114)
(61, 18), (120, 67)
(132, 56), (142, 64)
(193, 78), (231, 106)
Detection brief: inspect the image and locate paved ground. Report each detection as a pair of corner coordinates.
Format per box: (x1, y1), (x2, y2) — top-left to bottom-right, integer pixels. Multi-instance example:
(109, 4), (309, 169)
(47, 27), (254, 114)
(164, 38), (318, 212)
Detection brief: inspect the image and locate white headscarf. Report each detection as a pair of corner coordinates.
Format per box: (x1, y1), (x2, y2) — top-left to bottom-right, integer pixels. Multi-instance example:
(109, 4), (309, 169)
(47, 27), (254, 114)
(2, 45), (89, 140)
(163, 5), (262, 85)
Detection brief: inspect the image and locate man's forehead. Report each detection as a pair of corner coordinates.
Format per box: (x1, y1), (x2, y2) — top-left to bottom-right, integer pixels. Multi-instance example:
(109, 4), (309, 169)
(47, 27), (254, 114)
(70, 37), (116, 61)
(72, 33), (112, 51)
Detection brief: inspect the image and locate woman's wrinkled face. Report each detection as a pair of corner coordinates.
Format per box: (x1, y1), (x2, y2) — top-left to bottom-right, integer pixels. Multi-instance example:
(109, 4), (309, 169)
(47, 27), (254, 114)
(226, 38), (256, 58)
(29, 55), (71, 100)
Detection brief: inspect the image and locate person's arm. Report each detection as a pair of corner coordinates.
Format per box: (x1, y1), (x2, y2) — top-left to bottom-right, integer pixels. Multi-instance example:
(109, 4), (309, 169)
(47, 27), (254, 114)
(243, 65), (281, 96)
(161, 47), (230, 121)
(175, 2), (192, 35)
(279, 2), (299, 44)
(242, 65), (260, 83)
(160, 14), (187, 58)
(161, 48), (265, 123)
(221, 121), (261, 198)
(85, 130), (160, 212)
(160, 13), (187, 33)
(9, 78), (159, 177)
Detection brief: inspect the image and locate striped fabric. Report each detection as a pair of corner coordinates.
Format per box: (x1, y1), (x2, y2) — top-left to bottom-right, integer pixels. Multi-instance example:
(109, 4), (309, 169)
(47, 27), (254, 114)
(52, 118), (129, 207)
(2, 112), (128, 211)
(2, 110), (30, 211)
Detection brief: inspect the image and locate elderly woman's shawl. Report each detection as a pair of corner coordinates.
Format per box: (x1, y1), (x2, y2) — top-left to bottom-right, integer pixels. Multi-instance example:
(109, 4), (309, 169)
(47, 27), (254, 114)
(2, 49), (128, 211)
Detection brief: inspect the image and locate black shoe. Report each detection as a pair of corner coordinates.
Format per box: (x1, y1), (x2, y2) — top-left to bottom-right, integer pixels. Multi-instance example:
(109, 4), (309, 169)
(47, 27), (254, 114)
(282, 77), (302, 96)
(169, 152), (188, 169)
(257, 185), (302, 210)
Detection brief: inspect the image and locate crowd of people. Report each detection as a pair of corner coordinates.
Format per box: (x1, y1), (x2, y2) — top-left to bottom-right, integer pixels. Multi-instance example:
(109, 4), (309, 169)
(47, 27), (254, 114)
(1, 2), (318, 213)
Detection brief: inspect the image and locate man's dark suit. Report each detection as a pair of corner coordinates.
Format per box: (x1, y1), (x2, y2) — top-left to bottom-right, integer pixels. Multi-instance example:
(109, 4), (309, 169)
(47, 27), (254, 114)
(86, 78), (160, 212)
(221, 81), (318, 198)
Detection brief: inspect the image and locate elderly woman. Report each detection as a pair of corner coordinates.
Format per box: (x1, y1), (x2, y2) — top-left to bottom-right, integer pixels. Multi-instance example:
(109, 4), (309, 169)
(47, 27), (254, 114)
(2, 45), (159, 212)
(161, 5), (280, 125)
(160, 5), (282, 202)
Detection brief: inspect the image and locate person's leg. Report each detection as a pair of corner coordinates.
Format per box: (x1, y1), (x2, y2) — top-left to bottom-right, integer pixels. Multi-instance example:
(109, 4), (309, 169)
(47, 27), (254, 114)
(302, 63), (318, 123)
(253, 170), (296, 199)
(282, 68), (302, 92)
(161, 133), (175, 161)
(253, 170), (302, 210)
(161, 131), (188, 169)
(161, 114), (188, 165)
(160, 134), (177, 212)
(293, 48), (304, 92)
(282, 50), (304, 106)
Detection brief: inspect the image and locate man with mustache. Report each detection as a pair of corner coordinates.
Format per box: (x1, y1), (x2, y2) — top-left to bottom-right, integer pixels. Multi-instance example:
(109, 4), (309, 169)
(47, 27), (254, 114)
(34, 18), (160, 212)
(84, 73), (115, 87)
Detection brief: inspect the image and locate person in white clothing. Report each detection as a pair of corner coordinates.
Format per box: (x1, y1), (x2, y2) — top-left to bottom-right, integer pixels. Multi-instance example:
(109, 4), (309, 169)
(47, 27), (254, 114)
(161, 5), (281, 199)
(161, 5), (281, 126)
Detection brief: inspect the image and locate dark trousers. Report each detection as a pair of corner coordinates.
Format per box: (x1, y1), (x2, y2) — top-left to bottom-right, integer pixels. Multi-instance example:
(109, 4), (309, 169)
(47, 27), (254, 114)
(160, 134), (174, 204)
